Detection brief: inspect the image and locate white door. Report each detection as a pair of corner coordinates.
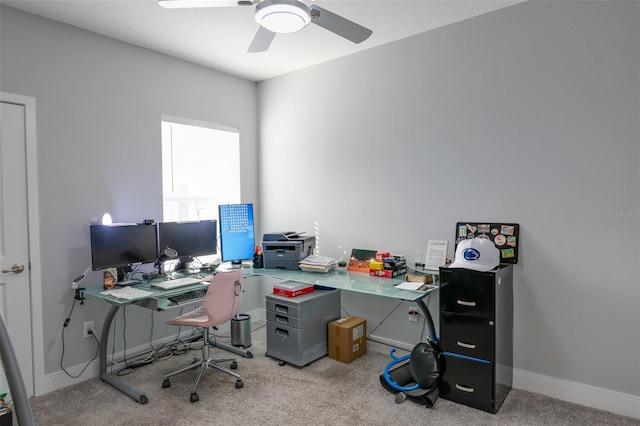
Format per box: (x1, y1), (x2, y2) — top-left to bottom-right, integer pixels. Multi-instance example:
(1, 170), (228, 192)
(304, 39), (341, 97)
(0, 99), (34, 397)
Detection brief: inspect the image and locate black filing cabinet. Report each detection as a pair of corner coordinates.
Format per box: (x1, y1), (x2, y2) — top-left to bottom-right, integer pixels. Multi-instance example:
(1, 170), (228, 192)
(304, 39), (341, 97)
(265, 289), (341, 367)
(438, 264), (513, 413)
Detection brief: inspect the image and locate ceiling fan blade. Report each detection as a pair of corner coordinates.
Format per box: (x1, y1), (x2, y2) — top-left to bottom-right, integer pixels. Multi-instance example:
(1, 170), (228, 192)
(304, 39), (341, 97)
(248, 26), (276, 53)
(158, 0), (254, 9)
(309, 5), (372, 44)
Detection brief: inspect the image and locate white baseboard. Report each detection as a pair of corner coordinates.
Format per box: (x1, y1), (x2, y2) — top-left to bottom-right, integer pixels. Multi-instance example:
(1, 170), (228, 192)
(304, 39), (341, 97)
(367, 334), (413, 354)
(368, 340), (639, 420)
(513, 368), (640, 420)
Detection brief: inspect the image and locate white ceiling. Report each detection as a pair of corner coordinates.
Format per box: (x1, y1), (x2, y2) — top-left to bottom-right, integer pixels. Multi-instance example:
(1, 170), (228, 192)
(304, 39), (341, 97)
(1, 0), (524, 82)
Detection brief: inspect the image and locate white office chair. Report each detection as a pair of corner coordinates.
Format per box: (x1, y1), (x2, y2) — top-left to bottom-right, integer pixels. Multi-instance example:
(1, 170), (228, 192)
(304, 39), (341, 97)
(161, 268), (245, 402)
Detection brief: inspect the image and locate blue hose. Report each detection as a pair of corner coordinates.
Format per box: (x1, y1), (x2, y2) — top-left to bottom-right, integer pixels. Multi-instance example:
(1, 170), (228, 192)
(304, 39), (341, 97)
(382, 348), (420, 392)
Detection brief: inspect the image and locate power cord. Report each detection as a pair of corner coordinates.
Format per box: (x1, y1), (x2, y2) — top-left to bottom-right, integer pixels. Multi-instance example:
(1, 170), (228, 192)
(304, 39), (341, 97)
(112, 306), (191, 376)
(60, 296), (100, 378)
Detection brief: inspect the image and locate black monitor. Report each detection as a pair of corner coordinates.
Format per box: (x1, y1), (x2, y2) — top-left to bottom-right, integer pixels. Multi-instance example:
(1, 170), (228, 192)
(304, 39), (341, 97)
(158, 220), (218, 261)
(219, 203), (255, 265)
(90, 224), (158, 271)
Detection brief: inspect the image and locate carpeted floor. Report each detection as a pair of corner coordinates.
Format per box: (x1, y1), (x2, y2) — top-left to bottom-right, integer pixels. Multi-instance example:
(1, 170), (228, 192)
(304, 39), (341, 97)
(26, 322), (640, 426)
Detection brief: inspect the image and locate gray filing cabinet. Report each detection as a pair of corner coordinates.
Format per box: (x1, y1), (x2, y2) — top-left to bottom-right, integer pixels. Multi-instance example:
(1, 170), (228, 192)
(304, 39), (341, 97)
(266, 289), (341, 366)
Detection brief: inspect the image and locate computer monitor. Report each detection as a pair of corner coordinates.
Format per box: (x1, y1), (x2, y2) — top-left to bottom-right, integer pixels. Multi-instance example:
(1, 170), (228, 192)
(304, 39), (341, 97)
(158, 220), (218, 262)
(219, 203), (255, 265)
(89, 224), (158, 271)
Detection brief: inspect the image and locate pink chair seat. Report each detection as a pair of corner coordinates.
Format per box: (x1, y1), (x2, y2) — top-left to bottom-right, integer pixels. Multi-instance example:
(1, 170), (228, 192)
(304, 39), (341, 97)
(162, 268), (245, 402)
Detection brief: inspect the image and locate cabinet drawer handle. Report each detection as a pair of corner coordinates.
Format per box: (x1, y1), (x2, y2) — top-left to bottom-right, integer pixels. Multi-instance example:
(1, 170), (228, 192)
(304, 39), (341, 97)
(455, 384), (475, 393)
(275, 304), (288, 314)
(456, 341), (476, 349)
(456, 299), (476, 307)
(275, 314), (289, 324)
(275, 328), (289, 338)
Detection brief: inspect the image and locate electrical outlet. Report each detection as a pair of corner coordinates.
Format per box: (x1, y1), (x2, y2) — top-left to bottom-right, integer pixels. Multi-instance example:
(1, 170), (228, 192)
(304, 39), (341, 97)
(408, 308), (418, 323)
(83, 321), (95, 338)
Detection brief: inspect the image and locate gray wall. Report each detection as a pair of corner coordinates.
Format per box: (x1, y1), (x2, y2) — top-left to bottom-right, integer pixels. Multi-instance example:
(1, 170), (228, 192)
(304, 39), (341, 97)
(1, 0), (639, 405)
(0, 6), (259, 374)
(257, 1), (640, 397)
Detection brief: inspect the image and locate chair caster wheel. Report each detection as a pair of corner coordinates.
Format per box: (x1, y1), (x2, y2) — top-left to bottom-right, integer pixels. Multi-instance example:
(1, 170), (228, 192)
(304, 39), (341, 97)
(230, 361), (238, 370)
(235, 379), (244, 389)
(162, 378), (171, 388)
(190, 392), (199, 403)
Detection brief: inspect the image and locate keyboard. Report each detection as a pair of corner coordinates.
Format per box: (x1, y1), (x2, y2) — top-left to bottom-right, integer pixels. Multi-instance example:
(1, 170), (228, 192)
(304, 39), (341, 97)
(168, 289), (207, 305)
(118, 279), (142, 286)
(150, 276), (208, 290)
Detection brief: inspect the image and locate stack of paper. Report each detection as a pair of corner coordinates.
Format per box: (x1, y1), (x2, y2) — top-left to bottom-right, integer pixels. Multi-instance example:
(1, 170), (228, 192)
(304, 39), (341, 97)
(100, 287), (153, 300)
(299, 255), (337, 273)
(394, 281), (437, 292)
(395, 273), (437, 292)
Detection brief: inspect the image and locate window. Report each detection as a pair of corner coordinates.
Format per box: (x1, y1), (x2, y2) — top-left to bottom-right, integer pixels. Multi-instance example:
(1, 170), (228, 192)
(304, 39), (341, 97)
(161, 117), (241, 223)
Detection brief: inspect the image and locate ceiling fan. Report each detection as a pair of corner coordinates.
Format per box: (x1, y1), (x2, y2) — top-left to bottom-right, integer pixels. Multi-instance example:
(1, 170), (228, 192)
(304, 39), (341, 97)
(158, 0), (373, 53)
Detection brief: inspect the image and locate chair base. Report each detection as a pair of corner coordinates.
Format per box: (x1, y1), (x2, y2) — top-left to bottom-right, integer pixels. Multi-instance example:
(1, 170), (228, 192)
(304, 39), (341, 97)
(162, 327), (244, 402)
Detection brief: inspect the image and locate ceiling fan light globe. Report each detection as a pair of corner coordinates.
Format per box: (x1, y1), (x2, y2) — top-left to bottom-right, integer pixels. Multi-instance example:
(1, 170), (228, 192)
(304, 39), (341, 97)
(255, 0), (311, 34)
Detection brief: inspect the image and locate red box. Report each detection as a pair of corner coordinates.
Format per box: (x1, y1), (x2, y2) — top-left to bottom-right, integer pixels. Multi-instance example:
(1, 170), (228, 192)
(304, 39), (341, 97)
(273, 281), (314, 298)
(376, 252), (391, 261)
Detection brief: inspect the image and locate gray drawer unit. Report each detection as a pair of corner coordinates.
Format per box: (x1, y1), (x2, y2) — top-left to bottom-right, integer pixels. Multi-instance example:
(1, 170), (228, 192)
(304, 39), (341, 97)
(265, 289), (341, 367)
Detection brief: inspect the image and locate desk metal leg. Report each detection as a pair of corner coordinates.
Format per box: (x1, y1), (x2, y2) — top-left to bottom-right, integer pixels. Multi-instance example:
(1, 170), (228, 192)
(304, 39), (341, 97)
(208, 338), (254, 358)
(99, 305), (149, 404)
(416, 296), (436, 342)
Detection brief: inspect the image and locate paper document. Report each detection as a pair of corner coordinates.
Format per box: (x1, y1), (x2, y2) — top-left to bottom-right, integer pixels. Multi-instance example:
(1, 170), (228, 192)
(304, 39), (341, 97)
(425, 240), (448, 270)
(101, 287), (153, 300)
(301, 255), (335, 265)
(395, 281), (425, 291)
(299, 255), (337, 273)
(394, 281), (437, 292)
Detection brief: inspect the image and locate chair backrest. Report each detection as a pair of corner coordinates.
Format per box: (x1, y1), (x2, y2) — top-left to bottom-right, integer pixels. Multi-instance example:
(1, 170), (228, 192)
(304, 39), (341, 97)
(203, 268), (244, 326)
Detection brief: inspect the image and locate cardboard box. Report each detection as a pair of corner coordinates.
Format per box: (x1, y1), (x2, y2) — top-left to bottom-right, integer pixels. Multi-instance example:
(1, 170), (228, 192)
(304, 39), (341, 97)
(382, 258), (407, 270)
(369, 267), (407, 278)
(369, 261), (384, 270)
(376, 252), (391, 261)
(347, 249), (377, 273)
(273, 281), (314, 298)
(328, 316), (367, 363)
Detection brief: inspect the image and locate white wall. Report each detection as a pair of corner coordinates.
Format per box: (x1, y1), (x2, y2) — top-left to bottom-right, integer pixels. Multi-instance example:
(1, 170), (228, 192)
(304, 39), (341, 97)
(0, 6), (258, 377)
(257, 0), (639, 406)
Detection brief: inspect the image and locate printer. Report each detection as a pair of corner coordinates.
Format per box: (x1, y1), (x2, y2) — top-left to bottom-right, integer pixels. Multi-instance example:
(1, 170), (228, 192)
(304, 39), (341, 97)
(262, 232), (315, 270)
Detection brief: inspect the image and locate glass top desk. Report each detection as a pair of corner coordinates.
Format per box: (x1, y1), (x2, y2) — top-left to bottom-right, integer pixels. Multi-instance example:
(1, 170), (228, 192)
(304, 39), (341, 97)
(254, 267), (438, 337)
(83, 266), (439, 404)
(84, 278), (217, 405)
